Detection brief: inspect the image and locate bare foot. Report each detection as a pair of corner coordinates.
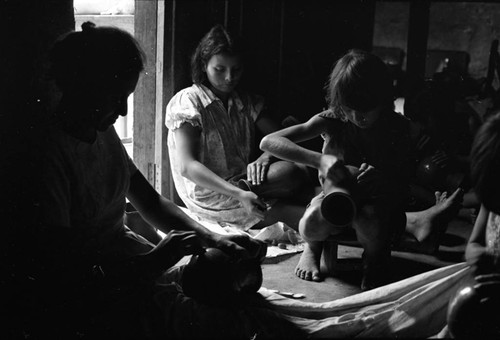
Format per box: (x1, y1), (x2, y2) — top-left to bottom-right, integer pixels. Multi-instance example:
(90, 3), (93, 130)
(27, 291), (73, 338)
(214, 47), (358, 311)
(402, 188), (464, 253)
(295, 241), (323, 282)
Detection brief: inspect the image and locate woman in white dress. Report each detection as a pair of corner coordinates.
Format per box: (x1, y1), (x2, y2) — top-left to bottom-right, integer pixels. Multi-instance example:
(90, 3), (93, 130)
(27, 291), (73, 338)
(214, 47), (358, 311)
(166, 25), (313, 231)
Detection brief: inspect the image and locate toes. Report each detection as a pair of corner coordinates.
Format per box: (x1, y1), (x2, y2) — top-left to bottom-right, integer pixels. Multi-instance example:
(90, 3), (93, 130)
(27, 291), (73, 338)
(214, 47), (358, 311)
(434, 191), (441, 201)
(295, 267), (319, 281)
(450, 187), (464, 199)
(312, 272), (322, 282)
(295, 268), (306, 280)
(304, 271), (312, 281)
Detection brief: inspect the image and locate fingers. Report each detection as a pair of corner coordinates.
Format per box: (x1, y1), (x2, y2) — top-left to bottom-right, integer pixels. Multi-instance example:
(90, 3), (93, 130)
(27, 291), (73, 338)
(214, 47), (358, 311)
(475, 273), (500, 283)
(215, 234), (267, 262)
(431, 152), (448, 168)
(416, 134), (431, 150)
(162, 230), (204, 255)
(435, 191), (444, 201)
(180, 233), (205, 255)
(357, 164), (376, 182)
(247, 162), (268, 185)
(449, 187), (464, 199)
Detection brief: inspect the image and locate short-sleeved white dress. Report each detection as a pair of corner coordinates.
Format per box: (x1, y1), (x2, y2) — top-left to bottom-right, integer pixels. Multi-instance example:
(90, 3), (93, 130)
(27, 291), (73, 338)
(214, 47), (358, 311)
(165, 84), (265, 230)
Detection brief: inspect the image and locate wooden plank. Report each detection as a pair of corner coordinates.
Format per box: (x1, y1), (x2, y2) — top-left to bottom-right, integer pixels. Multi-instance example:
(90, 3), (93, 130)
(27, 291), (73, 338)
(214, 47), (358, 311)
(133, 0), (157, 183)
(154, 0), (168, 196)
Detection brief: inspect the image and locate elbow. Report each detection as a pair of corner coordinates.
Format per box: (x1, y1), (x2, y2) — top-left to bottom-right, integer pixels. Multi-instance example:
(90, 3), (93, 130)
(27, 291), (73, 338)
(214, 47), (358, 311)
(179, 161), (190, 178)
(260, 135), (272, 152)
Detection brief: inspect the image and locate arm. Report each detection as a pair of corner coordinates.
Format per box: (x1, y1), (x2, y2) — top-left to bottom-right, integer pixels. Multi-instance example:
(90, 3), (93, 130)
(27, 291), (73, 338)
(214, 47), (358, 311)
(260, 113), (337, 178)
(172, 122), (267, 218)
(465, 205), (498, 274)
(247, 113), (280, 185)
(127, 169), (266, 260)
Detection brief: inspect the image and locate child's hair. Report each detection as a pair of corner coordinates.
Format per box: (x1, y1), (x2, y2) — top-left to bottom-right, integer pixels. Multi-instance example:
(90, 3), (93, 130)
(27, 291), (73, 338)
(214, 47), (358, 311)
(191, 24), (244, 85)
(325, 49), (394, 121)
(470, 111), (500, 212)
(49, 21), (145, 91)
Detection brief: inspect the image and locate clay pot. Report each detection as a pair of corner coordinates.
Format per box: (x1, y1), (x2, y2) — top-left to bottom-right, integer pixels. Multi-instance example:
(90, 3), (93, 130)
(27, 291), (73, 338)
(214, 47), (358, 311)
(321, 165), (360, 227)
(447, 275), (500, 338)
(181, 248), (263, 306)
(416, 155), (467, 192)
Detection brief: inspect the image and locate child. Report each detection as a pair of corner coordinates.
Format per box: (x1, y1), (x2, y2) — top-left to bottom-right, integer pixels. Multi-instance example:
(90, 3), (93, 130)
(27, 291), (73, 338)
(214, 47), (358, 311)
(261, 49), (462, 290)
(165, 25), (312, 231)
(466, 111), (500, 275)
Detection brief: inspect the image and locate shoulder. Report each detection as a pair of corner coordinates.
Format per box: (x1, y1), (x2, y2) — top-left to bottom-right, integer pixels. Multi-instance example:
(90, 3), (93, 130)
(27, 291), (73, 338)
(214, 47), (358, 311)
(318, 109), (348, 125)
(169, 85), (203, 105)
(317, 109), (347, 129)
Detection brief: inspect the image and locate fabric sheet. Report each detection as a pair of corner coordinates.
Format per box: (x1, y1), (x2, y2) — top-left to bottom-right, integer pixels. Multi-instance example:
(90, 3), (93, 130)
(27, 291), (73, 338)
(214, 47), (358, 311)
(259, 262), (470, 338)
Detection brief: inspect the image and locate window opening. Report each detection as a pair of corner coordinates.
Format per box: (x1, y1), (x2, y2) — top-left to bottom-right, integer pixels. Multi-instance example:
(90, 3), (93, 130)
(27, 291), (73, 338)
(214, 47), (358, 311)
(74, 0), (135, 158)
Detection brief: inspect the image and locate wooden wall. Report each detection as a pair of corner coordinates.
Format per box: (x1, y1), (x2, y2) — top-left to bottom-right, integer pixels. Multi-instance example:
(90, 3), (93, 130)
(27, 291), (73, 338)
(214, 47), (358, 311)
(134, 0), (376, 200)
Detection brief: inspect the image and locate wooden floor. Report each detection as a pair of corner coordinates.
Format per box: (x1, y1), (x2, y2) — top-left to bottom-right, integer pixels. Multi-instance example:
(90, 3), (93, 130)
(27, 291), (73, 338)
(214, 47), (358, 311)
(261, 208), (474, 303)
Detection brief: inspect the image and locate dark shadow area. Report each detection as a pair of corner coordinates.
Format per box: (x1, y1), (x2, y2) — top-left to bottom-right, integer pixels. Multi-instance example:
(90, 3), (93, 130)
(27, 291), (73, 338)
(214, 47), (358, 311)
(440, 233), (466, 247)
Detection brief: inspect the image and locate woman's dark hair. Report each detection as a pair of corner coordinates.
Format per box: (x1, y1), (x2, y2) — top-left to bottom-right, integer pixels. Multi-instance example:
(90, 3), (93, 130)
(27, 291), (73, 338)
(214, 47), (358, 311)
(470, 111), (500, 212)
(49, 21), (146, 91)
(191, 24), (244, 85)
(325, 49), (394, 121)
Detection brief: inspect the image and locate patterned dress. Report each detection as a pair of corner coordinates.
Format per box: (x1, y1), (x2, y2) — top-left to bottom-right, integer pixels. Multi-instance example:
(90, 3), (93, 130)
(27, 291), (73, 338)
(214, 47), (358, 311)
(486, 212), (500, 257)
(165, 84), (265, 230)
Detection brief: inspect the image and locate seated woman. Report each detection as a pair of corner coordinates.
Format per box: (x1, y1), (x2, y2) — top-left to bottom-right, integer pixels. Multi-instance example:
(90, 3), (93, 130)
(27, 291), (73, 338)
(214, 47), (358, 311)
(9, 22), (303, 339)
(165, 24), (313, 231)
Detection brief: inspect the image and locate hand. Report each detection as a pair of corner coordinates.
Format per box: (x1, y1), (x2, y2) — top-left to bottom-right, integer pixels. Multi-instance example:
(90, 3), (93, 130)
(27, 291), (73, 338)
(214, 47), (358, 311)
(431, 149), (450, 169)
(357, 163), (379, 185)
(247, 154), (272, 186)
(150, 230), (204, 270)
(238, 190), (268, 220)
(209, 232), (268, 262)
(468, 247), (500, 276)
(416, 133), (431, 152)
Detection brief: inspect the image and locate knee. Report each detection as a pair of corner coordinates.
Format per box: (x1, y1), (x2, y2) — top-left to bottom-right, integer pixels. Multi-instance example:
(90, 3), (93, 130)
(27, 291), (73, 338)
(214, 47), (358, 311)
(298, 205), (334, 241)
(268, 161), (309, 189)
(299, 206), (322, 240)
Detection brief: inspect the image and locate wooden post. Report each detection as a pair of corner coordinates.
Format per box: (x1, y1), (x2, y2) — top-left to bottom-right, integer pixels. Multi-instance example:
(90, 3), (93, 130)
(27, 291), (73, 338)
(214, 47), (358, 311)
(133, 0), (158, 186)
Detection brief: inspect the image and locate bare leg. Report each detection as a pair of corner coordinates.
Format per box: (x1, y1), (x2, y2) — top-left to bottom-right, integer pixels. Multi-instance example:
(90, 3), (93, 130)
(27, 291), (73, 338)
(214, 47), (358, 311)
(294, 194), (345, 282)
(402, 187), (464, 253)
(353, 204), (394, 291)
(241, 161), (315, 204)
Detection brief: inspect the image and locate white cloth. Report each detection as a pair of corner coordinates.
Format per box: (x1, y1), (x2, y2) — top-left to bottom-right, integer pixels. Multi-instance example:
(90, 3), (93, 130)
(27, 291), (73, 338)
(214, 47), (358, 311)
(259, 262), (471, 338)
(165, 84), (265, 230)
